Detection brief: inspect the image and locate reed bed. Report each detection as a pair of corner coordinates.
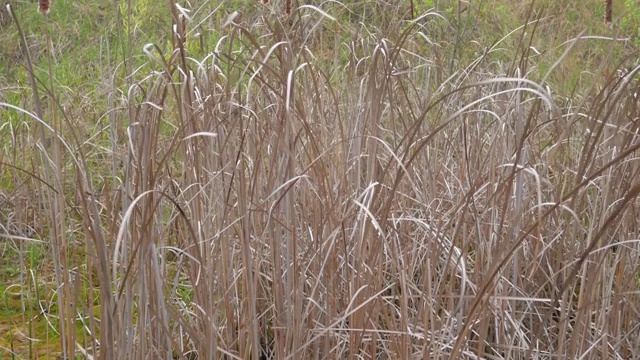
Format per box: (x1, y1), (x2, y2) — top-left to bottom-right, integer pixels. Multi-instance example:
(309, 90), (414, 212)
(1, 0), (639, 359)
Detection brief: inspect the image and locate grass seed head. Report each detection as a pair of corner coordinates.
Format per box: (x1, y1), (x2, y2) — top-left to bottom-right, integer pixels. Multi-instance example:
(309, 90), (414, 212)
(39, 0), (50, 15)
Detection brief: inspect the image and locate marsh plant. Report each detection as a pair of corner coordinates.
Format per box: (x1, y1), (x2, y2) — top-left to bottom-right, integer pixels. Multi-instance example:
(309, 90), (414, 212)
(1, 0), (639, 359)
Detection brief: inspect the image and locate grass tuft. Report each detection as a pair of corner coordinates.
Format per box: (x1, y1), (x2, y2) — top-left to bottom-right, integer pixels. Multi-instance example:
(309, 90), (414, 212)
(1, 0), (639, 359)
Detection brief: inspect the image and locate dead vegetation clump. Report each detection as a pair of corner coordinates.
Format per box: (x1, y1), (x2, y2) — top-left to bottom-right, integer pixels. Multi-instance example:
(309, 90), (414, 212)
(1, 1), (639, 359)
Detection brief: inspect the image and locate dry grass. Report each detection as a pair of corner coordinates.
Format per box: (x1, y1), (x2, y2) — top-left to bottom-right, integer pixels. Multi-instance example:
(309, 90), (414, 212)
(1, 0), (639, 359)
